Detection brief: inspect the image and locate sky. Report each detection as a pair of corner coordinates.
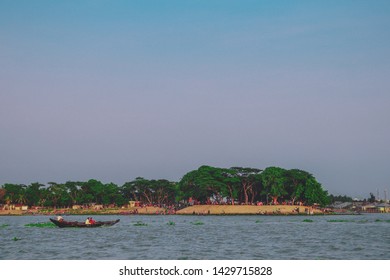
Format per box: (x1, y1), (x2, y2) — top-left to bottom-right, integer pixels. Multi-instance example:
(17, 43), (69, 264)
(1, 0), (389, 198)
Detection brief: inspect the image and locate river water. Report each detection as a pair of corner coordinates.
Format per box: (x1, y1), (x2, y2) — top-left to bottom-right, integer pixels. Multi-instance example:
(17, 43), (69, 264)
(0, 214), (389, 260)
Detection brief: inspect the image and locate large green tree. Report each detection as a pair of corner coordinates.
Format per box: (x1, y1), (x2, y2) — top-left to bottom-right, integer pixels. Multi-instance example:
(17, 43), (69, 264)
(101, 182), (122, 205)
(179, 166), (226, 203)
(47, 182), (71, 207)
(284, 169), (310, 205)
(261, 167), (287, 204)
(229, 167), (262, 204)
(64, 181), (83, 205)
(121, 181), (140, 202)
(132, 177), (154, 205)
(220, 168), (241, 205)
(121, 177), (177, 205)
(303, 177), (329, 206)
(80, 179), (104, 204)
(25, 182), (44, 207)
(79, 179), (121, 205)
(149, 179), (177, 206)
(284, 169), (330, 206)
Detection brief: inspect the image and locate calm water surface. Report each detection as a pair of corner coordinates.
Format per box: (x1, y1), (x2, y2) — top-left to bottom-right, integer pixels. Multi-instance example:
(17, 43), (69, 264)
(0, 214), (389, 259)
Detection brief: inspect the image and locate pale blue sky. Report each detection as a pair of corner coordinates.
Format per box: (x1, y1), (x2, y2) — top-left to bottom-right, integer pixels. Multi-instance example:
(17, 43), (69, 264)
(1, 0), (389, 198)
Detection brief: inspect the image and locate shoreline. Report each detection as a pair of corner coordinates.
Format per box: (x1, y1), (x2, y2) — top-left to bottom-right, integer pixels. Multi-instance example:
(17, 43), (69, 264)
(176, 205), (322, 215)
(0, 205), (366, 216)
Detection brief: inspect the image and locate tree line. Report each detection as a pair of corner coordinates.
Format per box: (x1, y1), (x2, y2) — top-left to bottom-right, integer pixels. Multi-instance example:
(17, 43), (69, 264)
(0, 165), (331, 208)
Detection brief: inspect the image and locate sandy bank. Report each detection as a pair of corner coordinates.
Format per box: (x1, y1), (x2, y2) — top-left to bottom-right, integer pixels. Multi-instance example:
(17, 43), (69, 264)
(176, 205), (323, 215)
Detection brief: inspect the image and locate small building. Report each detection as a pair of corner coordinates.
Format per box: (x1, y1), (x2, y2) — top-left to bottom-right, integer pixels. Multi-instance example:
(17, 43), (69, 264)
(129, 201), (140, 207)
(361, 204), (378, 213)
(14, 204), (23, 210)
(376, 203), (390, 213)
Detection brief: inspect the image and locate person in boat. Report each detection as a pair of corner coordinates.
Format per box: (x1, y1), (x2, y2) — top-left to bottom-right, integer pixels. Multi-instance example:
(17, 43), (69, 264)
(57, 216), (64, 222)
(85, 217), (91, 225)
(89, 217), (96, 225)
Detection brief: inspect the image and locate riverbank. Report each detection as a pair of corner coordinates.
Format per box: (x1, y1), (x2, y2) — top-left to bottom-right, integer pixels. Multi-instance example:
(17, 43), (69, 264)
(176, 205), (322, 215)
(0, 205), (326, 216)
(0, 206), (165, 216)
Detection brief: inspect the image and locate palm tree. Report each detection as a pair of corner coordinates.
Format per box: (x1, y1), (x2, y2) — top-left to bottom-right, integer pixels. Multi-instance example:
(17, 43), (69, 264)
(16, 193), (27, 205)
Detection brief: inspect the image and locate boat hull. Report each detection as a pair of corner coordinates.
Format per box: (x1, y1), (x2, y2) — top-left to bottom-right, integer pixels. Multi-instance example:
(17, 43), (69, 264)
(50, 218), (120, 228)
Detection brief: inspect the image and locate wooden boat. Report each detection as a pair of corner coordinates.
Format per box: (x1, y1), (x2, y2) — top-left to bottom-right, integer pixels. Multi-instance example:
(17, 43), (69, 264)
(50, 218), (120, 228)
